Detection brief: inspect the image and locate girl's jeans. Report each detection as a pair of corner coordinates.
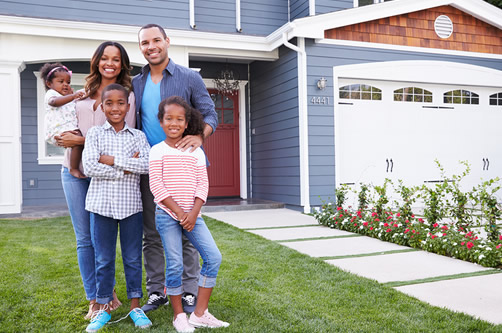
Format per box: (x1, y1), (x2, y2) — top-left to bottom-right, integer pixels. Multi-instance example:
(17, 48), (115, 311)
(155, 207), (222, 295)
(61, 167), (96, 300)
(91, 212), (144, 304)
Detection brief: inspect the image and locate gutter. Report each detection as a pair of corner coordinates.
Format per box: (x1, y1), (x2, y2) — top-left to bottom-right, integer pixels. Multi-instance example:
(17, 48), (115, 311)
(282, 32), (311, 214)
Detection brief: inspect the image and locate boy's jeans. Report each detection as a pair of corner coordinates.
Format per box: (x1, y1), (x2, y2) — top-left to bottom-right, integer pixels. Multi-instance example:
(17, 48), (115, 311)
(155, 207), (222, 295)
(91, 212), (144, 304)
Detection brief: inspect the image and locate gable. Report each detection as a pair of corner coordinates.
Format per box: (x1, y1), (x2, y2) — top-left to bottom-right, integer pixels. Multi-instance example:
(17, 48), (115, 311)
(324, 5), (502, 54)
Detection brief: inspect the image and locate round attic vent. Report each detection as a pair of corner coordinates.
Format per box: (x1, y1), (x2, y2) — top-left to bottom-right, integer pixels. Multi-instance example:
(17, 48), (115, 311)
(434, 15), (453, 39)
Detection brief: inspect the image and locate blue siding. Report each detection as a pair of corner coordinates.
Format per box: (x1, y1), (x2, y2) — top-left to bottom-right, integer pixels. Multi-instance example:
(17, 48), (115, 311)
(241, 0), (288, 35)
(305, 39), (502, 207)
(195, 0), (235, 33)
(0, 0), (190, 29)
(290, 0), (309, 20)
(250, 45), (300, 206)
(315, 0), (352, 14)
(0, 0), (288, 36)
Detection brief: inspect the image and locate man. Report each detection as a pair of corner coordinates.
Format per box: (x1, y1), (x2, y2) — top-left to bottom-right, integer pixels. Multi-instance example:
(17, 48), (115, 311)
(132, 23), (218, 314)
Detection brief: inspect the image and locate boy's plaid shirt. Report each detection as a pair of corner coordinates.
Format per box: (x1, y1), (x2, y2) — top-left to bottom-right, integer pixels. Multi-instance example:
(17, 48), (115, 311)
(83, 121), (150, 219)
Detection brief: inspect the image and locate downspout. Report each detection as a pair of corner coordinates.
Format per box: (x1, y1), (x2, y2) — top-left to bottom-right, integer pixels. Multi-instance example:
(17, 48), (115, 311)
(236, 0), (242, 32)
(189, 0), (196, 29)
(309, 0), (315, 16)
(282, 32), (311, 213)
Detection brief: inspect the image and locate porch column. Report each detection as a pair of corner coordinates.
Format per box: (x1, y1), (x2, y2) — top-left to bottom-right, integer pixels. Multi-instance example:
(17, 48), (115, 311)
(0, 61), (24, 214)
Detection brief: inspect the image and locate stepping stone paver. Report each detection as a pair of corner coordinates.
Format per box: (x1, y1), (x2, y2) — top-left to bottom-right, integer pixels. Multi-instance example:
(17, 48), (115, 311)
(248, 225), (354, 241)
(325, 251), (491, 283)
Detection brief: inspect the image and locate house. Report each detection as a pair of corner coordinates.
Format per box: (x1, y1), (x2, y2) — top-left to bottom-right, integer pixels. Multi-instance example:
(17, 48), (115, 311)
(0, 0), (501, 215)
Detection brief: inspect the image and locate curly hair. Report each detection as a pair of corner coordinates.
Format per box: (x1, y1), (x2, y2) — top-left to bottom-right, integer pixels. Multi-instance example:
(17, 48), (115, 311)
(85, 41), (132, 98)
(158, 96), (205, 138)
(39, 62), (69, 90)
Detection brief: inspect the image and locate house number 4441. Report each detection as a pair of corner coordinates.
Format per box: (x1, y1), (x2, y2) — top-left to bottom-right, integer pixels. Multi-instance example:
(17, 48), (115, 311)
(310, 96), (330, 105)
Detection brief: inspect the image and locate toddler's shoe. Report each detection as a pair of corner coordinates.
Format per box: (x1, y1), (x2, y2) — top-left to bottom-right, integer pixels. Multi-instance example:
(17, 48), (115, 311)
(181, 292), (197, 313)
(189, 309), (230, 328)
(129, 308), (152, 329)
(173, 312), (195, 333)
(85, 309), (111, 332)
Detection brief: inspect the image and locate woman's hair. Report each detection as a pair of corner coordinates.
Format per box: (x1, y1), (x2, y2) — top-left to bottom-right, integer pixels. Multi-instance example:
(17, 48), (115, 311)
(85, 41), (132, 98)
(39, 62), (70, 90)
(102, 83), (129, 101)
(158, 96), (205, 137)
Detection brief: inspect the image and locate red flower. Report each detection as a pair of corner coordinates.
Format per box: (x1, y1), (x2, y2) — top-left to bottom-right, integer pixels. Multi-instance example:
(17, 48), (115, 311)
(386, 228), (391, 233)
(411, 215), (415, 218)
(418, 218), (424, 223)
(372, 212), (377, 217)
(431, 235), (437, 239)
(466, 242), (474, 250)
(499, 235), (502, 240)
(404, 229), (410, 233)
(497, 244), (501, 249)
(396, 213), (401, 217)
(461, 242), (465, 246)
(370, 227), (373, 230)
(363, 222), (368, 227)
(383, 223), (389, 227)
(442, 233), (447, 236)
(393, 224), (398, 228)
(441, 225), (448, 230)
(339, 214), (343, 218)
(337, 207), (342, 211)
(405, 219), (409, 223)
(354, 223), (357, 226)
(375, 218), (380, 222)
(433, 223), (439, 228)
(387, 216), (392, 220)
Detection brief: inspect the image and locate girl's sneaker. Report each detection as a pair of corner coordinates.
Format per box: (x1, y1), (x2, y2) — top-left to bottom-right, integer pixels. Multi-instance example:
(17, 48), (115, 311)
(189, 309), (230, 328)
(85, 309), (111, 332)
(173, 313), (195, 333)
(129, 308), (152, 329)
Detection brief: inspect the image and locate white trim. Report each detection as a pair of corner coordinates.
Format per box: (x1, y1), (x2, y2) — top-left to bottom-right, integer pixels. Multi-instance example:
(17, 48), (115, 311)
(317, 38), (502, 60)
(309, 0), (316, 16)
(236, 0), (242, 32)
(282, 34), (310, 213)
(34, 72), (87, 165)
(190, 0), (196, 29)
(202, 79), (248, 199)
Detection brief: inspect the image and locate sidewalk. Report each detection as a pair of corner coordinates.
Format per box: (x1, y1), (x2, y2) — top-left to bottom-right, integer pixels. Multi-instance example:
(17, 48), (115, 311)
(204, 208), (502, 325)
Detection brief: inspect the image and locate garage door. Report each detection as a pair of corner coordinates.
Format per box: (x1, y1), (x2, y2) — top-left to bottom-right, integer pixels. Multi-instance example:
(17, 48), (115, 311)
(336, 78), (502, 192)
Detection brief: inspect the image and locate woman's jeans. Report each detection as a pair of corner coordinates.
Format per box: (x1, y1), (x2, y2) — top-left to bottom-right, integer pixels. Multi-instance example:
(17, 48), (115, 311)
(91, 212), (144, 304)
(61, 167), (96, 300)
(155, 207), (222, 295)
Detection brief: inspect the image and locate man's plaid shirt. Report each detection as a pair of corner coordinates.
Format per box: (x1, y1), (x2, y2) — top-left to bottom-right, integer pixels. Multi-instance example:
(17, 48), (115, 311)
(83, 121), (150, 220)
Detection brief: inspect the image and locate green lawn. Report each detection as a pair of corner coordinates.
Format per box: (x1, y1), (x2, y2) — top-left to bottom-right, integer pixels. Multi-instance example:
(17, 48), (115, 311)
(0, 216), (501, 332)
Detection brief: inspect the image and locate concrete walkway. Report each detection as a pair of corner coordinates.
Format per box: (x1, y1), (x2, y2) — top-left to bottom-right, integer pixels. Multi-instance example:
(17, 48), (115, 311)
(204, 208), (502, 325)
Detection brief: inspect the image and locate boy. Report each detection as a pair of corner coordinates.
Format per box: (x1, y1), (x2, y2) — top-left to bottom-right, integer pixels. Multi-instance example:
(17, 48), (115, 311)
(82, 83), (151, 332)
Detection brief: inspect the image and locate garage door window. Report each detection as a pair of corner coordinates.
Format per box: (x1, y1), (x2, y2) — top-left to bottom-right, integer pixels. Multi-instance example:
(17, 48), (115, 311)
(394, 87), (432, 103)
(444, 89), (479, 105)
(489, 92), (502, 106)
(339, 84), (382, 100)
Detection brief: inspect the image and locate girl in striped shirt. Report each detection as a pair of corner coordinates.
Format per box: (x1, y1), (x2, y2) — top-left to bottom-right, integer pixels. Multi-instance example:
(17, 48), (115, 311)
(149, 96), (229, 332)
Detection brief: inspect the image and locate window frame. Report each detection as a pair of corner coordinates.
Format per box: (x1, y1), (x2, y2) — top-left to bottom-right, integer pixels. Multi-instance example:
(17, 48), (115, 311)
(35, 71), (87, 165)
(354, 0), (388, 8)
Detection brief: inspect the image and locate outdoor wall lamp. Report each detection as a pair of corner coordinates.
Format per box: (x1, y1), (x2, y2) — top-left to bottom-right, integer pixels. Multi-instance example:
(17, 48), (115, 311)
(317, 77), (327, 90)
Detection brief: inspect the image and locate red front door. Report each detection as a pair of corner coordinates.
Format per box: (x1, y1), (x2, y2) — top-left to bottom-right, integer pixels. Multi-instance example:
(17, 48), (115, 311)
(203, 90), (240, 197)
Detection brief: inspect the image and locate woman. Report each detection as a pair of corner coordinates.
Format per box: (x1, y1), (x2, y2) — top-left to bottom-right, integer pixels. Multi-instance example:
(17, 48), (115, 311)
(56, 41), (136, 319)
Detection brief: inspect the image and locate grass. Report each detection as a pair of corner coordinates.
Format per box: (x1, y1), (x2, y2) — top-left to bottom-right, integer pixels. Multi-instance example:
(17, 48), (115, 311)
(0, 216), (501, 332)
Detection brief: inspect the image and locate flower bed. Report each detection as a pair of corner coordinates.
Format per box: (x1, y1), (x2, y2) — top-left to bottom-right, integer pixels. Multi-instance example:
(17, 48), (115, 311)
(314, 204), (502, 268)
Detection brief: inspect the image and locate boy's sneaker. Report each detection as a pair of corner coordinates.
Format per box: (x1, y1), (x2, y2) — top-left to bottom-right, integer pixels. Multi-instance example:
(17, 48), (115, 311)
(181, 293), (197, 313)
(129, 308), (152, 329)
(141, 292), (168, 313)
(85, 309), (111, 332)
(173, 312), (195, 333)
(189, 309), (230, 328)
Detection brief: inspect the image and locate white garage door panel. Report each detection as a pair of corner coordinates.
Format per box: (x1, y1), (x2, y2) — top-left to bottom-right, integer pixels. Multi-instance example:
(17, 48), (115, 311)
(336, 78), (502, 194)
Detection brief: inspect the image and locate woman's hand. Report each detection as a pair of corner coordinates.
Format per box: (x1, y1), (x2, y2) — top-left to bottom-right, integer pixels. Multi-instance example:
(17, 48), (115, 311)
(54, 131), (84, 148)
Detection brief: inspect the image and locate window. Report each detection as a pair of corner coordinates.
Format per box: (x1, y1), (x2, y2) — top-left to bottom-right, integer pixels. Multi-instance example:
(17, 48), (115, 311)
(339, 84), (382, 100)
(394, 87), (433, 103)
(35, 72), (87, 164)
(443, 89), (479, 105)
(355, 0), (392, 7)
(489, 92), (502, 106)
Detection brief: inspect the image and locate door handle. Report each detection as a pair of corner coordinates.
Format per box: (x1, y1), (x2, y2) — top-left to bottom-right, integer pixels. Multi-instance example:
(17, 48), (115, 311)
(390, 158), (394, 172)
(483, 158), (486, 171)
(386, 159), (389, 172)
(486, 158), (490, 170)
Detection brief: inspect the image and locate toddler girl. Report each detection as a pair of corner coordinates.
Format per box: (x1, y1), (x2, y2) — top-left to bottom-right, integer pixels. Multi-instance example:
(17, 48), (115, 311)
(40, 62), (85, 178)
(149, 96), (229, 333)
